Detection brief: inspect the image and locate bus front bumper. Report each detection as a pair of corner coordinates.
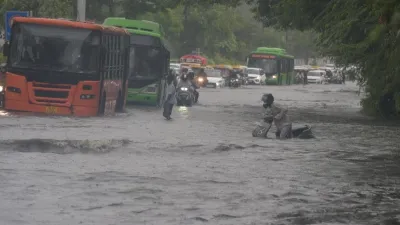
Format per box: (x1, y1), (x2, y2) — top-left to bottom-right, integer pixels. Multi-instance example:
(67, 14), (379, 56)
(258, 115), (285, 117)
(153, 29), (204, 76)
(5, 100), (98, 117)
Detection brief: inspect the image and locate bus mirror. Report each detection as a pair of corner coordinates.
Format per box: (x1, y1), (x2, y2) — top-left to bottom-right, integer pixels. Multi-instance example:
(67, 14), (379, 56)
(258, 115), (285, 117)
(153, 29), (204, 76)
(2, 42), (9, 57)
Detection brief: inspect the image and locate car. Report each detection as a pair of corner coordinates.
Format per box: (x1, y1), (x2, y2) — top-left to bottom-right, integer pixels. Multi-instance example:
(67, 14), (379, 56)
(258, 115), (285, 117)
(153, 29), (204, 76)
(245, 67), (266, 85)
(307, 70), (326, 84)
(169, 63), (181, 74)
(204, 70), (225, 88)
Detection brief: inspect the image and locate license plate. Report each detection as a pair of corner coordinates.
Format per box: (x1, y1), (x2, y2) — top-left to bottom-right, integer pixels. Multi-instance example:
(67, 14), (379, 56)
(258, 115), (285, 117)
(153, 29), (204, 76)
(45, 106), (58, 114)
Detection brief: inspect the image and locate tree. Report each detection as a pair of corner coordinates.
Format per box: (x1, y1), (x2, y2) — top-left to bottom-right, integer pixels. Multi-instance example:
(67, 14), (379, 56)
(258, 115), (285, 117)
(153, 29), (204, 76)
(250, 0), (400, 117)
(0, 0), (74, 27)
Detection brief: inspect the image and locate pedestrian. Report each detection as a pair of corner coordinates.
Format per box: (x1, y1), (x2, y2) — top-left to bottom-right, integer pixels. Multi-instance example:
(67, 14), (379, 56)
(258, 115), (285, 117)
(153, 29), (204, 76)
(303, 71), (308, 84)
(163, 74), (176, 120)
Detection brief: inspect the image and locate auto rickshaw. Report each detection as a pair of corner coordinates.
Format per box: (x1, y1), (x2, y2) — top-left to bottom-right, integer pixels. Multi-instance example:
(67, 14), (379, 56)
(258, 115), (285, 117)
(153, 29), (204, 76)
(181, 63), (201, 69)
(294, 66), (310, 84)
(213, 64), (233, 78)
(213, 64), (236, 87)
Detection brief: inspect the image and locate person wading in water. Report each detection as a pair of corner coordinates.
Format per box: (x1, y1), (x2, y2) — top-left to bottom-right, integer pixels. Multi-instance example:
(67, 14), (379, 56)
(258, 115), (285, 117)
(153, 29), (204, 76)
(163, 74), (177, 120)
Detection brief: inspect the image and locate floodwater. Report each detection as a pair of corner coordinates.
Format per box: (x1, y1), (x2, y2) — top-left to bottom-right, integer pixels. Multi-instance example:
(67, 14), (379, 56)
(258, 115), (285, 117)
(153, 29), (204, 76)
(0, 83), (399, 225)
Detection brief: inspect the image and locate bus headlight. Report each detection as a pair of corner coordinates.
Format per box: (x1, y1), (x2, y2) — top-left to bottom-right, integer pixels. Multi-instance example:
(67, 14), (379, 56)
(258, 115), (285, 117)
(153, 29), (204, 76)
(272, 75), (277, 79)
(0, 86), (3, 92)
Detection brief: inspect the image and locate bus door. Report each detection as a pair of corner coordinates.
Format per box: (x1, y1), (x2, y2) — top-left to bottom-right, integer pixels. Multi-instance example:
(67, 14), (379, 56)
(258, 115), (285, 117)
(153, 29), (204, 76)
(277, 59), (282, 85)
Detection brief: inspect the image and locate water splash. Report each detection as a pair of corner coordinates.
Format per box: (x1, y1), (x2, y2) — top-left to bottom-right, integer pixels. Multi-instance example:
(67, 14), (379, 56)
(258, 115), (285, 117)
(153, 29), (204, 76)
(0, 138), (131, 154)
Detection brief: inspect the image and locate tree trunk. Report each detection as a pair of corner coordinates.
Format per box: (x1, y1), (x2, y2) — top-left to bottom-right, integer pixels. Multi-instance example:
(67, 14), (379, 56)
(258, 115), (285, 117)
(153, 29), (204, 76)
(179, 2), (190, 55)
(108, 0), (114, 16)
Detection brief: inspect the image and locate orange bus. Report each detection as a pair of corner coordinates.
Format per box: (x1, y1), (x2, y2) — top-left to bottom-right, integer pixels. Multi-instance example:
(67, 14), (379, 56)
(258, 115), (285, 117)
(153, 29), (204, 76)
(2, 17), (130, 116)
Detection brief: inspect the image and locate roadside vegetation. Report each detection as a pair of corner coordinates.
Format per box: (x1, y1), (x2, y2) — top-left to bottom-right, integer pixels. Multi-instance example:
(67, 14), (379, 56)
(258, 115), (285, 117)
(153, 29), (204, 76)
(2, 0), (399, 117)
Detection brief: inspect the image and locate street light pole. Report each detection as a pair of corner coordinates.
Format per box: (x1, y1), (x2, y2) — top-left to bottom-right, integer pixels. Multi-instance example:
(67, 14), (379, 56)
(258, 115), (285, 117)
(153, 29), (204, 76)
(77, 0), (86, 21)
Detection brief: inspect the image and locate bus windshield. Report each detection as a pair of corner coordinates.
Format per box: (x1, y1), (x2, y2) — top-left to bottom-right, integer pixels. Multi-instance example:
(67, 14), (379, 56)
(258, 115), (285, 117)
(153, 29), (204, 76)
(247, 58), (277, 75)
(130, 45), (163, 79)
(9, 23), (100, 73)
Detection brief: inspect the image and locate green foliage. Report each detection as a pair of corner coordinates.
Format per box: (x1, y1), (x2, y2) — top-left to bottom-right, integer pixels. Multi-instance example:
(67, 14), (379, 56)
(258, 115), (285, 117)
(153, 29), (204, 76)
(0, 0), (318, 75)
(251, 0), (400, 117)
(140, 3), (316, 63)
(0, 0), (74, 27)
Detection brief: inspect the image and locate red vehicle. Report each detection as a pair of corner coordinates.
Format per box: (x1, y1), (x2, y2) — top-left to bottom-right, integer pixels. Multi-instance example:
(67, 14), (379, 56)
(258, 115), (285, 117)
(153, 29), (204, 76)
(2, 17), (130, 116)
(180, 54), (207, 66)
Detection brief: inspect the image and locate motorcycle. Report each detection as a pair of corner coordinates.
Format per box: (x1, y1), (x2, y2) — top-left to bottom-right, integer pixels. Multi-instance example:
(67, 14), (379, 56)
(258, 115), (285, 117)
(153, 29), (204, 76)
(230, 78), (241, 88)
(252, 120), (314, 139)
(176, 85), (196, 106)
(194, 75), (208, 87)
(238, 75), (248, 85)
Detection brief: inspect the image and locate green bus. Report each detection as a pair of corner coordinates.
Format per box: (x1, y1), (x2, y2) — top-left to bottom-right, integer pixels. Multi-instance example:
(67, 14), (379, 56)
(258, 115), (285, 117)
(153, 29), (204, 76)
(103, 17), (170, 106)
(246, 47), (294, 85)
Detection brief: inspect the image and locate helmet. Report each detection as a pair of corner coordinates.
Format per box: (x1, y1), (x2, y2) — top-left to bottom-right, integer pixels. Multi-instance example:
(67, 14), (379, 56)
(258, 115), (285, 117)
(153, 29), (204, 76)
(262, 93), (274, 103)
(181, 67), (189, 73)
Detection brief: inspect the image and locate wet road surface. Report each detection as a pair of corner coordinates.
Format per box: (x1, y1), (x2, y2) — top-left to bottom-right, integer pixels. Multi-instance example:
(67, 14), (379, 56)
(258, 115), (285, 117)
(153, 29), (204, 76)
(0, 83), (399, 225)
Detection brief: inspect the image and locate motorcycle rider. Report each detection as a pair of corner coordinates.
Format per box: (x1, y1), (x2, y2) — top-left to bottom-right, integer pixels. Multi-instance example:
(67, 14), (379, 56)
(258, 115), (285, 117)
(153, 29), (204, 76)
(187, 71), (199, 102)
(228, 70), (240, 87)
(262, 93), (292, 139)
(196, 68), (208, 85)
(177, 68), (192, 89)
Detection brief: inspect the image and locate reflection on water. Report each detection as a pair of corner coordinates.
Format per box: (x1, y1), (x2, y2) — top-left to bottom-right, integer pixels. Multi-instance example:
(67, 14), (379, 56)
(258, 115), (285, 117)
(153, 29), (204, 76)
(0, 110), (10, 116)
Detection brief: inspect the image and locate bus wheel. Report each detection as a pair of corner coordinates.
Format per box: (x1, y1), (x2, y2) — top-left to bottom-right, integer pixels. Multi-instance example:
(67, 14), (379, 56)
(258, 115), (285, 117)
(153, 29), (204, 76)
(99, 94), (106, 116)
(115, 91), (124, 113)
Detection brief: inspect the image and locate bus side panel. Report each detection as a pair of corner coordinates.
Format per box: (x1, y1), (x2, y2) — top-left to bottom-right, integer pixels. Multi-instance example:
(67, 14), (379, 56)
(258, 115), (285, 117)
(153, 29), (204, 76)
(4, 73), (29, 102)
(123, 81), (128, 110)
(71, 81), (101, 116)
(281, 73), (287, 85)
(102, 80), (121, 116)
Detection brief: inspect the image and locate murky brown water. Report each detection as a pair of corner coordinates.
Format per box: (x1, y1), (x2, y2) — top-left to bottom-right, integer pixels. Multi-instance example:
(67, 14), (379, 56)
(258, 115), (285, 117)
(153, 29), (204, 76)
(0, 83), (399, 225)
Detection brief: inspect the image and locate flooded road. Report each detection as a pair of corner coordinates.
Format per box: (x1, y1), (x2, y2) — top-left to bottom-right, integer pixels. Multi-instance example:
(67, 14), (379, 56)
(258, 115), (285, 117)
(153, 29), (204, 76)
(0, 83), (399, 225)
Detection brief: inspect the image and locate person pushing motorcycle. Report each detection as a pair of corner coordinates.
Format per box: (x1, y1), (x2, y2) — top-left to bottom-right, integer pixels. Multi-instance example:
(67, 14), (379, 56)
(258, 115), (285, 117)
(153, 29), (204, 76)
(262, 93), (292, 139)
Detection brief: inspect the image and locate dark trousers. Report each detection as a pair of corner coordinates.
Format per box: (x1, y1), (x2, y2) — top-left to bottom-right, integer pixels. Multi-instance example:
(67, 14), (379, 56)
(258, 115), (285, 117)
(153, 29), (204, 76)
(193, 90), (199, 102)
(163, 103), (174, 118)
